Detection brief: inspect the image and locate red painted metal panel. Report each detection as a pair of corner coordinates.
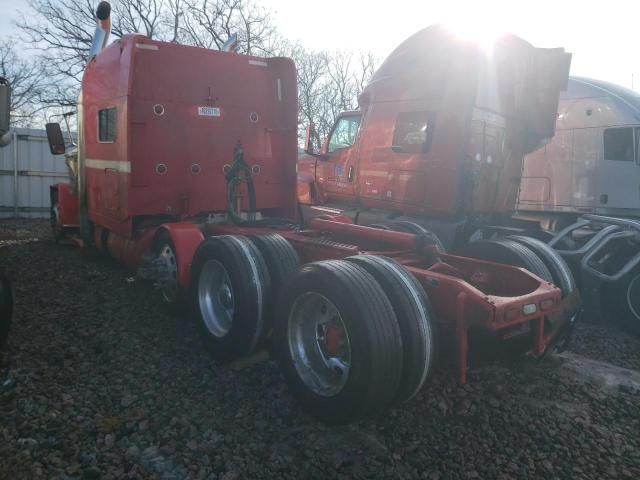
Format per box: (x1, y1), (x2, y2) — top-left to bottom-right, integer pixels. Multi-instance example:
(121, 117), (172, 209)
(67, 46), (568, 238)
(54, 183), (80, 226)
(81, 35), (298, 239)
(106, 228), (155, 270)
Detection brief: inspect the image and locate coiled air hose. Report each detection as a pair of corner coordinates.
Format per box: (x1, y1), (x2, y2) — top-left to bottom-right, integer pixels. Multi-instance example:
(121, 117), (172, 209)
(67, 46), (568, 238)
(225, 142), (298, 228)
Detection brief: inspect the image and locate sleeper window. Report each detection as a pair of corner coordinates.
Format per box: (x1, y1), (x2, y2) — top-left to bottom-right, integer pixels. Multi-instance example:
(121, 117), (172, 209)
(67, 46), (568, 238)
(603, 127), (633, 162)
(98, 108), (117, 142)
(392, 112), (435, 154)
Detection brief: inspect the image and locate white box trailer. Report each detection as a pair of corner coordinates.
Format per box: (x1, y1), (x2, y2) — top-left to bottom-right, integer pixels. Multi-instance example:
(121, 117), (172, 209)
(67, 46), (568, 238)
(514, 77), (640, 333)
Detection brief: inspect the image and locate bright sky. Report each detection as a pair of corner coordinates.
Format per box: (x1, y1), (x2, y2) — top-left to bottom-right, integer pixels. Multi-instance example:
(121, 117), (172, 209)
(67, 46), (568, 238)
(2, 0), (639, 90)
(268, 0), (640, 90)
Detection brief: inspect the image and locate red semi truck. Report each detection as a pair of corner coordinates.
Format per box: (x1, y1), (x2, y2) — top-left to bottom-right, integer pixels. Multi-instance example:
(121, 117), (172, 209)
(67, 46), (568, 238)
(46, 3), (577, 423)
(297, 27), (640, 335)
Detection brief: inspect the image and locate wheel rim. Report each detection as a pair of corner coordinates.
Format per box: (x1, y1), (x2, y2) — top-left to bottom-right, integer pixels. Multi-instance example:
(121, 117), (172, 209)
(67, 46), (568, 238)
(288, 292), (351, 397)
(198, 260), (235, 337)
(156, 244), (179, 303)
(627, 273), (640, 322)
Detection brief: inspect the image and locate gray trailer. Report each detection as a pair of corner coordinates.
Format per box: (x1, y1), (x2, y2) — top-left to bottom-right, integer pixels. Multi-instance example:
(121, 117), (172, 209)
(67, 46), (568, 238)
(518, 76), (640, 226)
(516, 77), (639, 334)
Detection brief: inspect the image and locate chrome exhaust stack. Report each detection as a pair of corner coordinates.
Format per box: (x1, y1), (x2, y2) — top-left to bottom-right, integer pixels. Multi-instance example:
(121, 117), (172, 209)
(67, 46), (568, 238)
(88, 1), (112, 61)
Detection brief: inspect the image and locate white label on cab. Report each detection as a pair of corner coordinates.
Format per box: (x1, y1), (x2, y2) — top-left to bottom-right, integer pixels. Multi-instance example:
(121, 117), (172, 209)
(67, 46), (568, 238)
(198, 106), (221, 117)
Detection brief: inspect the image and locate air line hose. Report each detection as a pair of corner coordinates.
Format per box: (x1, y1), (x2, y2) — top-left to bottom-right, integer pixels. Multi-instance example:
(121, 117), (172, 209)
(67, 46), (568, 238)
(225, 142), (297, 228)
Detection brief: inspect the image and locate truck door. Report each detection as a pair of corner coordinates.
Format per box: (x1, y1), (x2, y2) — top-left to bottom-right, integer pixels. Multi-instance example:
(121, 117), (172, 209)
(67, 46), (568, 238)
(596, 126), (640, 211)
(317, 114), (361, 202)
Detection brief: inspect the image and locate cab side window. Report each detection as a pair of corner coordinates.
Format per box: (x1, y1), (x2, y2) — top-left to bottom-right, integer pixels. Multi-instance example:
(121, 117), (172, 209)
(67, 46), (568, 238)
(328, 115), (361, 153)
(603, 127), (633, 162)
(392, 111), (435, 154)
(98, 108), (117, 143)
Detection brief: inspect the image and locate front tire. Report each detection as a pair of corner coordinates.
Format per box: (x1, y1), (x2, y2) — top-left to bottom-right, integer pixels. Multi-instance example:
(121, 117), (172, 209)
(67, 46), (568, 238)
(151, 231), (187, 315)
(275, 260), (403, 423)
(50, 189), (63, 242)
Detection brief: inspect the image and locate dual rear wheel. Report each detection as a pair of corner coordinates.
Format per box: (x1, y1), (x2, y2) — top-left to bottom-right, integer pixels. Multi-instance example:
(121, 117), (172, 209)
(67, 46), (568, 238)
(188, 233), (436, 423)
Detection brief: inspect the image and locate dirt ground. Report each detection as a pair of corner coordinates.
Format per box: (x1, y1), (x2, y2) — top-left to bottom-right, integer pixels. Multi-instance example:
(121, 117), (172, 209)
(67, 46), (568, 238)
(1, 220), (639, 480)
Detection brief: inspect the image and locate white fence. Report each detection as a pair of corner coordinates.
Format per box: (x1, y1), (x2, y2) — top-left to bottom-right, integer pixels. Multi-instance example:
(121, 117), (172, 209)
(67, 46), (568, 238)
(0, 128), (71, 218)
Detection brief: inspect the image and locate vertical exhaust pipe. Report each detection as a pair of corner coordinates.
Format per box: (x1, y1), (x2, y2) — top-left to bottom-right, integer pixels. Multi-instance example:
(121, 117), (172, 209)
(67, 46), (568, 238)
(88, 1), (112, 61)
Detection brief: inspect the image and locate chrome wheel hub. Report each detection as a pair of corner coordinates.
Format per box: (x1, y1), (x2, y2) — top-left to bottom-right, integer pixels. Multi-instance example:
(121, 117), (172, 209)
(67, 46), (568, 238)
(288, 292), (351, 397)
(198, 260), (234, 337)
(154, 244), (178, 303)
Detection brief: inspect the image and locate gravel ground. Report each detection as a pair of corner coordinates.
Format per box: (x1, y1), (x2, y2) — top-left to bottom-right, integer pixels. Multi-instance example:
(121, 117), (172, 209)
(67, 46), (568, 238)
(1, 220), (639, 480)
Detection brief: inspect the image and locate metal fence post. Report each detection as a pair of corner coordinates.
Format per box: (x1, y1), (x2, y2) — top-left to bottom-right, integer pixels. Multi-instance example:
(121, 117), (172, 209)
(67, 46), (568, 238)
(12, 130), (18, 217)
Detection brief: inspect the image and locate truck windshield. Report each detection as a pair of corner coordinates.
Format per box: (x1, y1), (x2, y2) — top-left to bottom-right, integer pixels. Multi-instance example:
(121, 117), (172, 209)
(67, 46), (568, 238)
(328, 116), (361, 153)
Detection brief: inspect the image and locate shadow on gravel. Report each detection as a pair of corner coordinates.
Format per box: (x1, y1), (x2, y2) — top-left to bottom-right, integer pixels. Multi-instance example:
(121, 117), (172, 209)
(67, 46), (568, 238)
(0, 220), (639, 479)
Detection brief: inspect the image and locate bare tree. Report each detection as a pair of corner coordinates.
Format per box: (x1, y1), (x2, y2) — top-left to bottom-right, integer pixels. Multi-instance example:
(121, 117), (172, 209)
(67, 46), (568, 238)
(179, 0), (277, 55)
(165, 0), (187, 42)
(17, 0), (98, 83)
(14, 0), (376, 133)
(112, 0), (167, 39)
(288, 45), (379, 148)
(0, 40), (46, 126)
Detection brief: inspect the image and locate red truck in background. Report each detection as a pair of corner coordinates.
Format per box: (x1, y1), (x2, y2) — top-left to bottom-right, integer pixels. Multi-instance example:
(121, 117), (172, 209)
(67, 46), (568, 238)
(297, 25), (571, 243)
(297, 27), (640, 335)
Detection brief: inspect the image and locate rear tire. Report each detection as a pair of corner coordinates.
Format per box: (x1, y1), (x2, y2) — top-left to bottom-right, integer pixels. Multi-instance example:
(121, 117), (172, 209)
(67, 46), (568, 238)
(507, 235), (580, 348)
(506, 235), (576, 297)
(275, 260), (403, 423)
(463, 239), (554, 283)
(191, 235), (271, 361)
(346, 255), (436, 403)
(463, 239), (559, 356)
(247, 234), (299, 334)
(388, 221), (446, 252)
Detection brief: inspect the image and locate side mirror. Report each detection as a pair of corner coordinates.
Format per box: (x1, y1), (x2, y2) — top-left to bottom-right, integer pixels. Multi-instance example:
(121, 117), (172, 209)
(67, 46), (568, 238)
(0, 77), (10, 136)
(304, 123), (316, 154)
(304, 122), (328, 160)
(46, 123), (66, 155)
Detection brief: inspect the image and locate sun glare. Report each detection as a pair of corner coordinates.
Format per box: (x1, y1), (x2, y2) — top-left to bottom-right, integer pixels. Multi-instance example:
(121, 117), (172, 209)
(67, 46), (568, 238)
(447, 20), (506, 54)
